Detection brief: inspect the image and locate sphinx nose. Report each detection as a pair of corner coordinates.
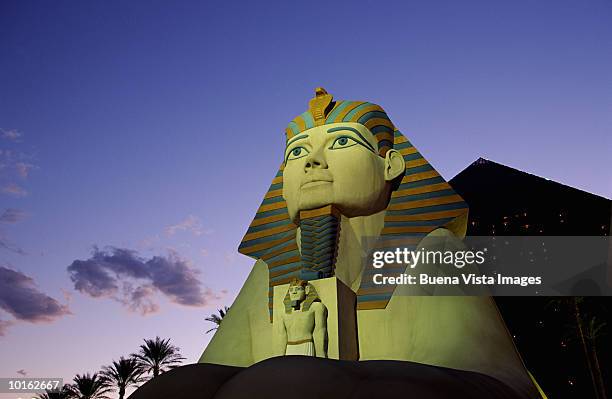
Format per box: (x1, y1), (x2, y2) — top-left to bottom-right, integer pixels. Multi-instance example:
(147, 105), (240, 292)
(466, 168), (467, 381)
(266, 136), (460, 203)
(304, 149), (328, 171)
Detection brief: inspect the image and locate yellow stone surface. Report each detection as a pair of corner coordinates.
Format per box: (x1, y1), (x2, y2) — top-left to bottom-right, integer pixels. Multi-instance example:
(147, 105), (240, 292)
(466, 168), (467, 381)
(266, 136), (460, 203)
(199, 228), (538, 398)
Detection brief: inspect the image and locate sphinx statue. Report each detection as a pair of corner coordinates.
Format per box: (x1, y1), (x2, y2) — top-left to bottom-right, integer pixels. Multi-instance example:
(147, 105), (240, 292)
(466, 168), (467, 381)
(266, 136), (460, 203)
(198, 88), (542, 399)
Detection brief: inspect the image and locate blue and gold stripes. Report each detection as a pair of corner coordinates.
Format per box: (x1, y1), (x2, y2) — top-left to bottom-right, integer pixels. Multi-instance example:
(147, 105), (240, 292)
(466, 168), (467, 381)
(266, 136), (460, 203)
(299, 206), (340, 280)
(285, 100), (396, 158)
(355, 130), (468, 310)
(237, 167), (300, 321)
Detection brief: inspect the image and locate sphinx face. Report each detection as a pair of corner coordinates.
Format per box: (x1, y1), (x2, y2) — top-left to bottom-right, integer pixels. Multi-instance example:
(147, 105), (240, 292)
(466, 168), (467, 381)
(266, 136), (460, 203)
(282, 122), (395, 222)
(288, 284), (306, 302)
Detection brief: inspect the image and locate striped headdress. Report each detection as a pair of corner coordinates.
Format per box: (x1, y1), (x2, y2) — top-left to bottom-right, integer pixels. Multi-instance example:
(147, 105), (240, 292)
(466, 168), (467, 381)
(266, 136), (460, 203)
(238, 88), (469, 319)
(285, 87), (395, 157)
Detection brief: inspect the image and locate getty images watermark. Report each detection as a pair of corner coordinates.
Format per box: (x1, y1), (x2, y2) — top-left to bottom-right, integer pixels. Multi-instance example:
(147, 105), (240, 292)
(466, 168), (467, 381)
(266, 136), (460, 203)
(364, 236), (612, 296)
(371, 247), (542, 287)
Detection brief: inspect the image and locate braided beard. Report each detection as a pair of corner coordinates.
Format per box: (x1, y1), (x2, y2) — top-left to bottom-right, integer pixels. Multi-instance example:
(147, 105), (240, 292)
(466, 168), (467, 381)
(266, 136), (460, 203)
(298, 205), (341, 280)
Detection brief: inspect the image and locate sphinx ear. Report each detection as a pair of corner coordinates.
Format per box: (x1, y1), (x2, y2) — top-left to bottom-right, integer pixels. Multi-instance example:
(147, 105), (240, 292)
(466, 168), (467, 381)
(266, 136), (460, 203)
(304, 285), (311, 295)
(384, 149), (406, 182)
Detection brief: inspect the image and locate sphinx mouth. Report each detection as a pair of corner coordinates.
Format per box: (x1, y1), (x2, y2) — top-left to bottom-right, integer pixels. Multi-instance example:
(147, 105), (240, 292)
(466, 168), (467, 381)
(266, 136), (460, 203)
(301, 179), (333, 189)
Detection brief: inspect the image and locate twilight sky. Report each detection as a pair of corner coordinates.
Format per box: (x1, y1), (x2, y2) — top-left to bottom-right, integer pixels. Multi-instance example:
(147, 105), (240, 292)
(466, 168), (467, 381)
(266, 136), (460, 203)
(0, 0), (611, 396)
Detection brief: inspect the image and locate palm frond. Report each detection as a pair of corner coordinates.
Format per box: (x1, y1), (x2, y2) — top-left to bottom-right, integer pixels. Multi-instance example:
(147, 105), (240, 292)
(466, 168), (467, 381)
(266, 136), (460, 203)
(585, 317), (607, 341)
(69, 373), (112, 399)
(132, 337), (185, 378)
(36, 384), (74, 399)
(205, 306), (229, 334)
(101, 356), (145, 398)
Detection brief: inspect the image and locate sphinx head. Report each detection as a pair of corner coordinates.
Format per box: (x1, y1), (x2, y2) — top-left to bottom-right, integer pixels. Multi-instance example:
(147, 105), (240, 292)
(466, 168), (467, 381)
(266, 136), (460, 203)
(288, 279), (307, 302)
(284, 278), (320, 312)
(282, 89), (406, 223)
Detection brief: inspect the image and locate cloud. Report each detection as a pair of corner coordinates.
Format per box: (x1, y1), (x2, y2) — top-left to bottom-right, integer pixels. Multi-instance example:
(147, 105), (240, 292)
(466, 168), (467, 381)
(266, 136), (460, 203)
(15, 162), (34, 179)
(0, 210), (27, 254)
(0, 131), (36, 197)
(16, 369), (27, 376)
(60, 288), (73, 305)
(138, 235), (160, 251)
(1, 129), (22, 142)
(0, 266), (71, 323)
(0, 208), (28, 223)
(67, 247), (218, 314)
(165, 215), (213, 237)
(0, 234), (26, 255)
(123, 284), (159, 315)
(224, 252), (238, 264)
(0, 319), (12, 336)
(1, 183), (27, 197)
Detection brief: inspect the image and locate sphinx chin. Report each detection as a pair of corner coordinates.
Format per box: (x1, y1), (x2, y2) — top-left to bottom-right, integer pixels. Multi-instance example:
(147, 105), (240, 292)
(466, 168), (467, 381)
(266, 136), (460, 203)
(292, 190), (392, 222)
(296, 189), (334, 213)
(333, 192), (393, 218)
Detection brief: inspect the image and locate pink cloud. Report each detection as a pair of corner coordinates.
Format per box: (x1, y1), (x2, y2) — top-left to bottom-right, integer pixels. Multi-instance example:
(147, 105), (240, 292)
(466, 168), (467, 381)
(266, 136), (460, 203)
(1, 183), (28, 197)
(165, 215), (213, 237)
(0, 319), (13, 336)
(0, 129), (22, 142)
(0, 208), (28, 223)
(68, 246), (220, 314)
(15, 162), (34, 179)
(0, 266), (71, 325)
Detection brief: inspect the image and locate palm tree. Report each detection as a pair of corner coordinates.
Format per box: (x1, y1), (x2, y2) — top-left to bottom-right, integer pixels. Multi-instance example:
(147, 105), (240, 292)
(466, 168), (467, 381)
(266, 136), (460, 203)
(101, 356), (145, 399)
(584, 316), (608, 399)
(205, 306), (229, 334)
(37, 384), (73, 399)
(548, 297), (606, 399)
(68, 373), (111, 399)
(133, 337), (185, 378)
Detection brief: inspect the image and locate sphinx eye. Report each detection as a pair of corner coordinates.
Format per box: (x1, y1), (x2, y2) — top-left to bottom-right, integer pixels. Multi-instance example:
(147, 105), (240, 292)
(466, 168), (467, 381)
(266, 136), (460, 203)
(286, 146), (309, 161)
(330, 136), (358, 150)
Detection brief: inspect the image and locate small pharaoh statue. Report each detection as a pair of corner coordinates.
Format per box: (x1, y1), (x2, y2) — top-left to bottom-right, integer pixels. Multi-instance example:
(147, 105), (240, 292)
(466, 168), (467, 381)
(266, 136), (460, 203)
(279, 278), (327, 357)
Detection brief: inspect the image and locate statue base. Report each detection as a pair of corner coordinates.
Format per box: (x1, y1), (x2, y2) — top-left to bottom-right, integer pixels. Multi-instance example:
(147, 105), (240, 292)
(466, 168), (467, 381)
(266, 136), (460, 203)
(130, 357), (527, 399)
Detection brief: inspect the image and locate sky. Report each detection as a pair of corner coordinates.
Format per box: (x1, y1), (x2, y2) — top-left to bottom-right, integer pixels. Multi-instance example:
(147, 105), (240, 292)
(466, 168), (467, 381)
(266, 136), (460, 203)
(0, 0), (611, 396)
